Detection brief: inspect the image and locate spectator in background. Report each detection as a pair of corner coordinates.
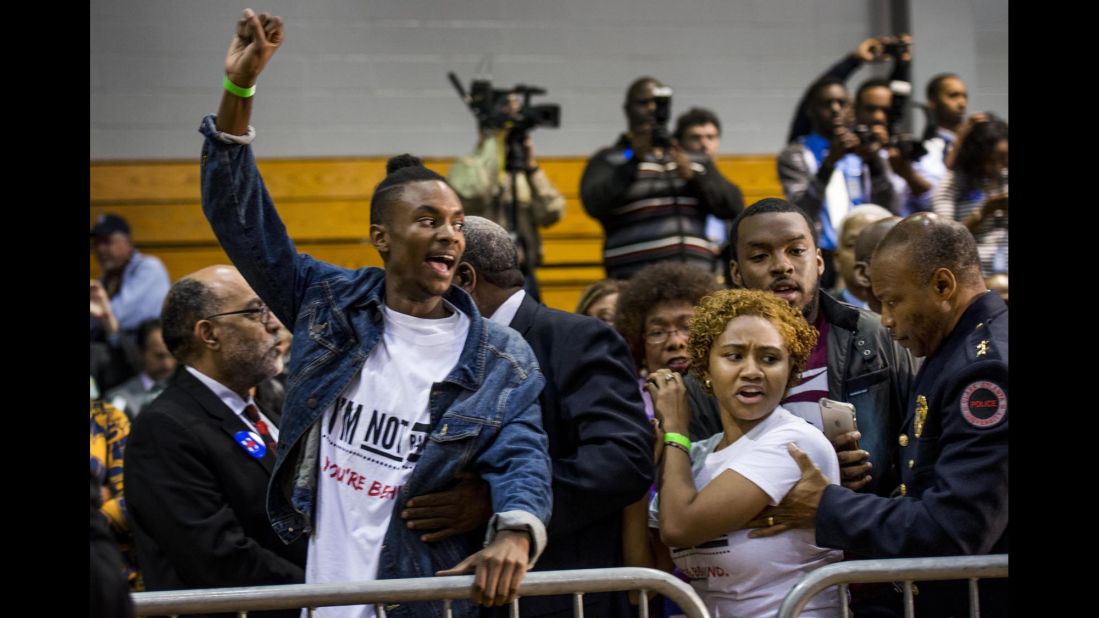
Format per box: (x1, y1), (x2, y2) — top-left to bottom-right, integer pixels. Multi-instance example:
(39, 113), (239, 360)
(828, 204), (893, 309)
(90, 288), (137, 393)
(91, 213), (171, 342)
(787, 35), (913, 145)
(106, 319), (176, 420)
(674, 107), (745, 286)
(91, 399), (142, 591)
(615, 262), (722, 440)
(933, 113), (1009, 277)
(90, 469), (136, 618)
(852, 77), (933, 216)
(907, 73), (970, 212)
(777, 76), (896, 290)
(91, 213), (172, 393)
(851, 215), (902, 314)
(575, 279), (621, 327)
(581, 77), (743, 279)
(613, 261), (720, 616)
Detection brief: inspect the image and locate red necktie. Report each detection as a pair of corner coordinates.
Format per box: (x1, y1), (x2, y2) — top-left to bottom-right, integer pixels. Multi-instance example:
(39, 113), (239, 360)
(243, 404), (278, 454)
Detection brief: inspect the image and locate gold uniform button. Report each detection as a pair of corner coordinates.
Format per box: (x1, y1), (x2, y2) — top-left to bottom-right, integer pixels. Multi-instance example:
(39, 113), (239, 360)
(899, 434), (909, 447)
(899, 483), (907, 496)
(908, 459), (915, 469)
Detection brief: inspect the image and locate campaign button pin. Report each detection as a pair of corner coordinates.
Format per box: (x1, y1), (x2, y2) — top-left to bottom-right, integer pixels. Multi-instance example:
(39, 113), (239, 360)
(234, 430), (267, 459)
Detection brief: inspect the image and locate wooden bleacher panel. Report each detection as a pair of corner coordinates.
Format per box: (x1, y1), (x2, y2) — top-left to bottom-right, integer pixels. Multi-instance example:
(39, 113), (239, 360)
(90, 155), (782, 311)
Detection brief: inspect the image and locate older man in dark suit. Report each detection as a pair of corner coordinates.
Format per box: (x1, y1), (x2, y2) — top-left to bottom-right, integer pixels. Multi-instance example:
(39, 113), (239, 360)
(400, 216), (653, 617)
(125, 265), (306, 616)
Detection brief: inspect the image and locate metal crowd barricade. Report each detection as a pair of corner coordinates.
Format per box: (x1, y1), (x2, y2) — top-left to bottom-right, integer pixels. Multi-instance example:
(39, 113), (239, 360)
(776, 554), (1009, 618)
(131, 567), (711, 618)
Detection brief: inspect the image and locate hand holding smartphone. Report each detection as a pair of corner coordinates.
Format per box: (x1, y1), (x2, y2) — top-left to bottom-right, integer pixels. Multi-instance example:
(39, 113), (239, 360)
(819, 398), (859, 449)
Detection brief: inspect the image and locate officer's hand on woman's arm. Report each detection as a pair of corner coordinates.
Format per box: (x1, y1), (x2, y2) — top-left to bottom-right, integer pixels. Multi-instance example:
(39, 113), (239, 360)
(746, 443), (831, 538)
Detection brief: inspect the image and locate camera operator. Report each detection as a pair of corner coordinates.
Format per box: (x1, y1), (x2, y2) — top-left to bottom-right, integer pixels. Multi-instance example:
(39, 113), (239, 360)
(787, 35), (914, 144)
(580, 77), (744, 280)
(853, 77), (931, 216)
(448, 92), (565, 300)
(673, 107), (746, 286)
(777, 76), (897, 290)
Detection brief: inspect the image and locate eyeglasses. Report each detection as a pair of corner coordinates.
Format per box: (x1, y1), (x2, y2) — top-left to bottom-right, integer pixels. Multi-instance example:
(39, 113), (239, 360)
(645, 327), (689, 345)
(204, 305), (272, 325)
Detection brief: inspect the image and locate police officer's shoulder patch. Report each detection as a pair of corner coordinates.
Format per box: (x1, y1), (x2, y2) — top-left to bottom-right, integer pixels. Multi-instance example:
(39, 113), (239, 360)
(959, 381), (1007, 428)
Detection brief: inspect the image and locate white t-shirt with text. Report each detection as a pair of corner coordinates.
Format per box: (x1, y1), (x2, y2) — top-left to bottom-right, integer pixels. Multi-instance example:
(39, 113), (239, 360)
(657, 407), (845, 618)
(305, 303), (470, 618)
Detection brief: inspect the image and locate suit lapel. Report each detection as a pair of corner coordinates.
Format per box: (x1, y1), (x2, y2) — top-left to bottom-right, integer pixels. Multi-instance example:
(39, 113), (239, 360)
(508, 293), (541, 337)
(174, 368), (277, 475)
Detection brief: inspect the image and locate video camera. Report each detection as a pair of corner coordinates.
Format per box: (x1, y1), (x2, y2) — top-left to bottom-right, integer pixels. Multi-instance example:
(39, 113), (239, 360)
(448, 72), (560, 134)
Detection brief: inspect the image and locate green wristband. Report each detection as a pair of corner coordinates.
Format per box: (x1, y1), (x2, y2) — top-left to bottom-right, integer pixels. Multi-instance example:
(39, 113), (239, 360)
(664, 432), (691, 450)
(223, 75), (256, 98)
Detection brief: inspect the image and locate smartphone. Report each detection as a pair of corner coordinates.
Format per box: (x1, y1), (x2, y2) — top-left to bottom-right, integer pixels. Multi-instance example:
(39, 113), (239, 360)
(819, 398), (859, 448)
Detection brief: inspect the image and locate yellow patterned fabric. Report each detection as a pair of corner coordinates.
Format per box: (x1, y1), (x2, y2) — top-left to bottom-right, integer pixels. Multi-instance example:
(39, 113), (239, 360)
(90, 401), (143, 590)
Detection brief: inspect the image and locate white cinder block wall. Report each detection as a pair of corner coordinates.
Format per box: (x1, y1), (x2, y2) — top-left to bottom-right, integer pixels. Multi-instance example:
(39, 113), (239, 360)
(90, 0), (1007, 160)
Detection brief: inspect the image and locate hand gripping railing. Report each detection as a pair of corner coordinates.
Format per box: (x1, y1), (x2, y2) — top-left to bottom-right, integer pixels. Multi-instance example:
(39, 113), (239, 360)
(131, 567), (711, 618)
(776, 554), (1009, 618)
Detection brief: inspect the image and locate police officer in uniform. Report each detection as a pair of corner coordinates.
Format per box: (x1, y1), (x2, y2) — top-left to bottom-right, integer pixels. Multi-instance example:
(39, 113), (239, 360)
(748, 213), (1008, 617)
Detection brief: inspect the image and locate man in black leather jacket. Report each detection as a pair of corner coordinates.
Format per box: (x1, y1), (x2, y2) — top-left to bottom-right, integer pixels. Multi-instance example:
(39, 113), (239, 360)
(728, 198), (917, 498)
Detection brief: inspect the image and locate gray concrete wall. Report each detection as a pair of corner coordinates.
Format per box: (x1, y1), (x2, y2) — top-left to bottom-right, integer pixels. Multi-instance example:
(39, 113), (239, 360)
(90, 0), (1006, 160)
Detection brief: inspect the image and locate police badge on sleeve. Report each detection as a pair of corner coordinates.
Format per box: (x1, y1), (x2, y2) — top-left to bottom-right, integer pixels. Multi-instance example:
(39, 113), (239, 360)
(959, 381), (1007, 428)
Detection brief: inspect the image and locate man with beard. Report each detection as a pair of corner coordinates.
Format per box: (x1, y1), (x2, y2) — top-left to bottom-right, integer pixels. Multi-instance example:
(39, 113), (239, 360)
(729, 198), (916, 498)
(125, 266), (308, 615)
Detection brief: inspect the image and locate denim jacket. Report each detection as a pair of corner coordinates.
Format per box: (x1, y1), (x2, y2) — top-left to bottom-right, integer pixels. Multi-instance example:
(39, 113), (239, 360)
(819, 291), (918, 497)
(198, 116), (552, 616)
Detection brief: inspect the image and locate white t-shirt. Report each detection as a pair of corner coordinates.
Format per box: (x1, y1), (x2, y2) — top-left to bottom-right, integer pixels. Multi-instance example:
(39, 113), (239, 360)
(653, 407), (845, 618)
(306, 302), (470, 618)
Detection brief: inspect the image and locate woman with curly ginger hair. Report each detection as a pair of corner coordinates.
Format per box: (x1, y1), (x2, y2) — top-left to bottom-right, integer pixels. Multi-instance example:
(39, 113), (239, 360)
(646, 289), (845, 617)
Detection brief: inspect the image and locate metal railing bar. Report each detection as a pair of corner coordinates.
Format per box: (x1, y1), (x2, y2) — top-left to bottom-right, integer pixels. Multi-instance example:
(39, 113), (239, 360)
(132, 567), (709, 618)
(777, 555), (1007, 618)
(903, 580), (914, 618)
